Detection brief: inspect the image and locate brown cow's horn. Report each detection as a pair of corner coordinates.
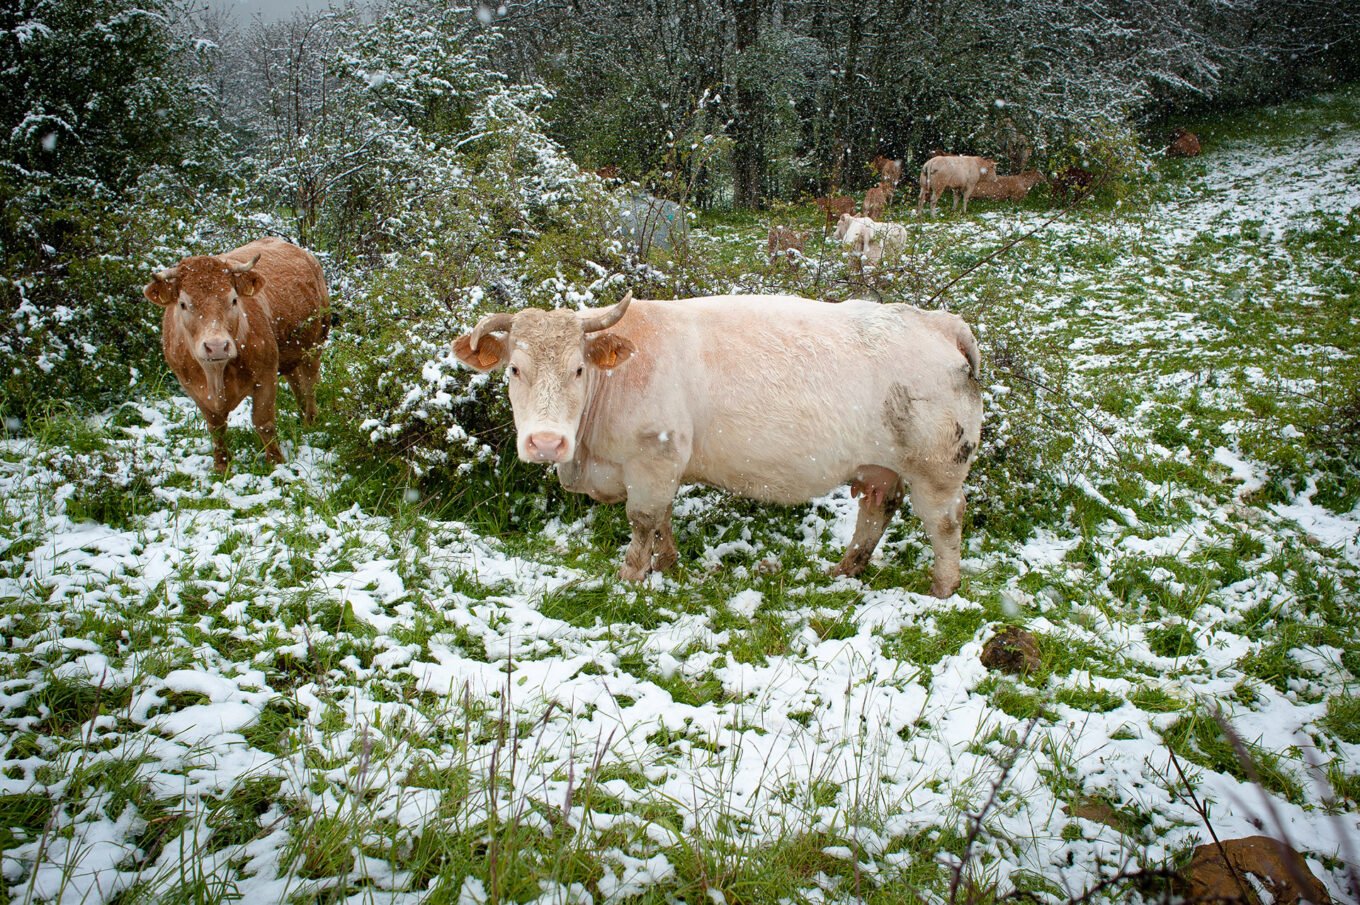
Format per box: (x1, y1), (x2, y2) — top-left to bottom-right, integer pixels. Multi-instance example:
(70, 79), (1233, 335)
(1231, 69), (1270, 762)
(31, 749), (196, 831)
(470, 311), (516, 351)
(579, 291), (632, 333)
(228, 253), (261, 274)
(154, 266), (180, 283)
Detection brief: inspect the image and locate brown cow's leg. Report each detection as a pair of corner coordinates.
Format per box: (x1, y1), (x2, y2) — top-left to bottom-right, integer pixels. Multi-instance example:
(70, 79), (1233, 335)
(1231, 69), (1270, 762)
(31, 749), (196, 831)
(906, 474), (967, 598)
(251, 378), (284, 465)
(831, 465), (904, 577)
(204, 410), (231, 473)
(286, 355), (322, 424)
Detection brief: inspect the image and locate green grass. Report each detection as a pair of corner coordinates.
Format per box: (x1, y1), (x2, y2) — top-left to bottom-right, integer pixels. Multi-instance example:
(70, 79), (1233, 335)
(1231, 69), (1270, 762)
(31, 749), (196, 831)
(2, 85), (1359, 904)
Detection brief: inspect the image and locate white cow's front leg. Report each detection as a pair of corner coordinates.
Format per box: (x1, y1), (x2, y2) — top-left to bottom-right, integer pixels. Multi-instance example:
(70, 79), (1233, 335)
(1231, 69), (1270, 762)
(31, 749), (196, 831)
(621, 505), (672, 582)
(618, 434), (686, 581)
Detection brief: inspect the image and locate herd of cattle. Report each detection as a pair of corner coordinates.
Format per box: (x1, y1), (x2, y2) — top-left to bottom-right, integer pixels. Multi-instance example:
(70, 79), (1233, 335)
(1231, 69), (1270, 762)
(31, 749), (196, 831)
(144, 127), (1198, 596)
(770, 130), (1202, 268)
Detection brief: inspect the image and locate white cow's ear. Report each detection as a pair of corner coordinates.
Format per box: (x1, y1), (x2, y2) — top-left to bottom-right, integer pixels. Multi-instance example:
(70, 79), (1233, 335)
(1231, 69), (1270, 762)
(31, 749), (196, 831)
(585, 333), (635, 370)
(452, 332), (508, 371)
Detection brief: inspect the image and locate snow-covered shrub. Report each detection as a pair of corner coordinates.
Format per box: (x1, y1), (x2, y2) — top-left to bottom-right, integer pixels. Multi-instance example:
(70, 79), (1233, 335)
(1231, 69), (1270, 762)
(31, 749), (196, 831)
(1042, 118), (1156, 205)
(324, 87), (629, 493)
(1, 182), (187, 417)
(961, 289), (1113, 540)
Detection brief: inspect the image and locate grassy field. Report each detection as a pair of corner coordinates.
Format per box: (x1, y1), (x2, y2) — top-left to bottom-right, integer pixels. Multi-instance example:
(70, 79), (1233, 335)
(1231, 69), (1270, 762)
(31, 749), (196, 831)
(1, 88), (1358, 903)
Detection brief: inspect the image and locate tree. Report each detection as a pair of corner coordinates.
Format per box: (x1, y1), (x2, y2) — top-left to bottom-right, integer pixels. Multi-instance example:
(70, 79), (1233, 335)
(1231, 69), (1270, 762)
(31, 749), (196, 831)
(0, 0), (218, 415)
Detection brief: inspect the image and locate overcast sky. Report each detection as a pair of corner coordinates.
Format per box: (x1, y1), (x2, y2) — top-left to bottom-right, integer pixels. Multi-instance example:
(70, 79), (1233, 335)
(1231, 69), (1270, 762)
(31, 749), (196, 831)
(213, 0), (323, 23)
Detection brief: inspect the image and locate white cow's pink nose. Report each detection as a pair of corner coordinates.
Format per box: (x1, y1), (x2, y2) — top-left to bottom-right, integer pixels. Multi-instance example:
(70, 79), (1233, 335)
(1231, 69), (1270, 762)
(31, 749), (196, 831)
(526, 431), (569, 462)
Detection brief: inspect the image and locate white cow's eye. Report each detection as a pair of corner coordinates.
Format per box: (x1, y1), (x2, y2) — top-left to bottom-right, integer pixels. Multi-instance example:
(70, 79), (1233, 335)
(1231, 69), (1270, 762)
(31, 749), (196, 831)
(509, 365), (519, 377)
(179, 302), (187, 311)
(231, 298), (238, 306)
(575, 366), (584, 378)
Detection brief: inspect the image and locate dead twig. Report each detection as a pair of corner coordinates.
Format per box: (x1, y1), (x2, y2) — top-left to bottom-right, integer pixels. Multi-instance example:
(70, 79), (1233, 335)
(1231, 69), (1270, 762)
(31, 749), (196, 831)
(1163, 744), (1256, 903)
(1212, 708), (1330, 903)
(948, 718), (1039, 905)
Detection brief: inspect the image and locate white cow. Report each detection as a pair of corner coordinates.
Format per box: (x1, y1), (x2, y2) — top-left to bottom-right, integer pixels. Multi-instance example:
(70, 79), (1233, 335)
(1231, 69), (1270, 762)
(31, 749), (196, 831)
(453, 292), (983, 597)
(917, 155), (999, 215)
(835, 214), (909, 273)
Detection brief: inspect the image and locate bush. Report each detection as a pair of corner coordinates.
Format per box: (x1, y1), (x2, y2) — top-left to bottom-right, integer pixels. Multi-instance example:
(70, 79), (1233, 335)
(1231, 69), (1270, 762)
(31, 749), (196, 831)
(323, 100), (633, 500)
(0, 0), (227, 420)
(1, 184), (183, 419)
(963, 289), (1099, 540)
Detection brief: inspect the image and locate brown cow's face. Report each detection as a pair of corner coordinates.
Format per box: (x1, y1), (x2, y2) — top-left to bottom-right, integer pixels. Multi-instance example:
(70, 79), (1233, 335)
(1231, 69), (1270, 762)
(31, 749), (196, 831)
(144, 256), (263, 369)
(453, 303), (635, 465)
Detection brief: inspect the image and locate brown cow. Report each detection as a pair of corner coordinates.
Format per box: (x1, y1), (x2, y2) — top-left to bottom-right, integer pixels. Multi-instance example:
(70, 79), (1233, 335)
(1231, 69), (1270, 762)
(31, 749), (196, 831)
(871, 155), (903, 186)
(863, 184), (890, 220)
(814, 194), (856, 229)
(767, 226), (811, 266)
(970, 170), (1045, 202)
(143, 237), (329, 472)
(1167, 128), (1201, 157)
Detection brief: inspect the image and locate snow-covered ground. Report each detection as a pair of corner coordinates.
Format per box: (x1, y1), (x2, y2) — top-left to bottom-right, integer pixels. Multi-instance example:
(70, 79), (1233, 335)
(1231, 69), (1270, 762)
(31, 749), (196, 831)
(2, 101), (1359, 903)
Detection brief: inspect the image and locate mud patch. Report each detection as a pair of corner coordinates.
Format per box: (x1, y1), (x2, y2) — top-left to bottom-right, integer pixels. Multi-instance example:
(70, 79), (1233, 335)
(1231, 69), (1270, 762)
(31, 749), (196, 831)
(884, 384), (914, 448)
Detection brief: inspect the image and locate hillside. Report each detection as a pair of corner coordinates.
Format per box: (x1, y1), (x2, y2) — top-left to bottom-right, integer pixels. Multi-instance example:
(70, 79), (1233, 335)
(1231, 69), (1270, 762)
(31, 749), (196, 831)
(1, 90), (1358, 903)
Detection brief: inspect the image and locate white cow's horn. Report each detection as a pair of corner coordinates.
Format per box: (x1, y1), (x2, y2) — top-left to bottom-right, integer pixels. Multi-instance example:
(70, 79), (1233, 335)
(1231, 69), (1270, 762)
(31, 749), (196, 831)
(155, 266), (180, 282)
(470, 311), (516, 351)
(579, 291), (632, 334)
(228, 253), (261, 274)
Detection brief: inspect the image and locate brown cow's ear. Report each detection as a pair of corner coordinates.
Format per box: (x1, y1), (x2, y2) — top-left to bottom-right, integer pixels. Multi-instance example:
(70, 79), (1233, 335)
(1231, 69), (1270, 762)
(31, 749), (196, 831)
(452, 333), (508, 371)
(585, 332), (635, 370)
(233, 271), (264, 298)
(143, 278), (176, 307)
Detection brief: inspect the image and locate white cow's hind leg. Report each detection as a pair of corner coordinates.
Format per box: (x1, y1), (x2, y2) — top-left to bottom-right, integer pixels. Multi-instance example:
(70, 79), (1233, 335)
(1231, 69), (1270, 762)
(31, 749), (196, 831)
(905, 473), (967, 598)
(620, 507), (662, 582)
(652, 517), (679, 573)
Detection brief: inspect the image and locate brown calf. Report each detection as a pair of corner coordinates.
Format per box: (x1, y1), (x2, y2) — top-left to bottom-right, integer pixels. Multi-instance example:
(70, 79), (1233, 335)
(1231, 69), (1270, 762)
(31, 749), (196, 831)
(144, 237), (329, 472)
(814, 194), (856, 229)
(767, 226), (811, 265)
(970, 171), (1045, 202)
(871, 155), (903, 186)
(863, 184), (890, 220)
(1167, 128), (1201, 157)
